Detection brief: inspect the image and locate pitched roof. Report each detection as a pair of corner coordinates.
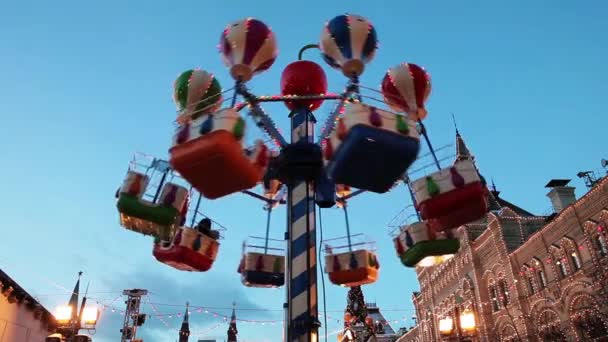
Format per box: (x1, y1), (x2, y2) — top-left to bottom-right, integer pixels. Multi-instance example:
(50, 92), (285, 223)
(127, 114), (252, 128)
(0, 268), (56, 331)
(366, 303), (397, 335)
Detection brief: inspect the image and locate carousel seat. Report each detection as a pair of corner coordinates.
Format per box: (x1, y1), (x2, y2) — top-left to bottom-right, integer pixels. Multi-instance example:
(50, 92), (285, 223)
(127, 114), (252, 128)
(325, 249), (379, 287)
(239, 252), (285, 288)
(169, 108), (268, 199)
(412, 159), (488, 231)
(153, 227), (219, 272)
(324, 103), (420, 193)
(394, 222), (460, 268)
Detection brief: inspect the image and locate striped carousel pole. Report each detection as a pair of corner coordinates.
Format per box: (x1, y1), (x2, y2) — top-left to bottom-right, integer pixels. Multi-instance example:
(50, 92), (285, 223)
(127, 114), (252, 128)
(286, 107), (320, 342)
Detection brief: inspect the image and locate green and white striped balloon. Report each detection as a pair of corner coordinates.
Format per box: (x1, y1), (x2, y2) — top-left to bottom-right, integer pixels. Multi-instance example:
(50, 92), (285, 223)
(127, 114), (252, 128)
(174, 69), (222, 119)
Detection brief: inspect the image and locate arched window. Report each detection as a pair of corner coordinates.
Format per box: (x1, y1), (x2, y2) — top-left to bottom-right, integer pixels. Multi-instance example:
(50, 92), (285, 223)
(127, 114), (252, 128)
(489, 283), (500, 311)
(498, 279), (510, 307)
(527, 275), (536, 294)
(596, 235), (608, 257)
(557, 260), (568, 278)
(570, 295), (608, 340)
(570, 251), (582, 271)
(538, 270), (547, 289)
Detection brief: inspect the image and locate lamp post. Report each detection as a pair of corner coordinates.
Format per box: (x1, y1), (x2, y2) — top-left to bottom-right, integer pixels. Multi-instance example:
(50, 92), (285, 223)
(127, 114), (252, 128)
(48, 272), (99, 342)
(439, 308), (477, 341)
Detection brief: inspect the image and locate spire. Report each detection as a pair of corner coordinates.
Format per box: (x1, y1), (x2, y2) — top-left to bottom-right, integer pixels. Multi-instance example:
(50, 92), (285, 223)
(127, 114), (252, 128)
(227, 301), (238, 341)
(490, 178), (501, 198)
(452, 118), (502, 211)
(68, 272), (82, 321)
(453, 114), (474, 162)
(179, 302), (190, 342)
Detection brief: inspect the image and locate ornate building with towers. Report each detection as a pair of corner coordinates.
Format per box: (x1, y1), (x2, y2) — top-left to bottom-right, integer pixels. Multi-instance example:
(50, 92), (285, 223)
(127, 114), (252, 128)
(398, 132), (608, 341)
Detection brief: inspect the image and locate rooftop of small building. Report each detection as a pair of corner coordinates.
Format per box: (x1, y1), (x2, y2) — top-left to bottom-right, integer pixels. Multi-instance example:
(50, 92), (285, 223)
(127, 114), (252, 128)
(0, 268), (57, 330)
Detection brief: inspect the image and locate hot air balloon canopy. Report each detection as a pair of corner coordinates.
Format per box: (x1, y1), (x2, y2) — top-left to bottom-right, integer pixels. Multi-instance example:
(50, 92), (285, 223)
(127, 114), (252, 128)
(381, 63), (432, 121)
(220, 18), (278, 82)
(174, 69), (222, 121)
(320, 14), (378, 77)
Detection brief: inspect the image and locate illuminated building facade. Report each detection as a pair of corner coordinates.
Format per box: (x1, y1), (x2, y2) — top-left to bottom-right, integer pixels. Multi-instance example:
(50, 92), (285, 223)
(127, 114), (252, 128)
(399, 135), (608, 341)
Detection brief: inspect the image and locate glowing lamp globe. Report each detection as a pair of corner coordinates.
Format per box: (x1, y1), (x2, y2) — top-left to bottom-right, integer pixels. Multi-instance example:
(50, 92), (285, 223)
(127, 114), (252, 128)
(439, 316), (454, 335)
(460, 309), (476, 333)
(54, 305), (72, 324)
(381, 63), (431, 121)
(220, 18), (278, 82)
(280, 61), (327, 111)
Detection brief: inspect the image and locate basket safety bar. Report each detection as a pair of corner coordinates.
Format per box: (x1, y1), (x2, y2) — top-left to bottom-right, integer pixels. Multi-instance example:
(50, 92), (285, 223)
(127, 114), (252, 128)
(321, 233), (366, 243)
(323, 241), (369, 251)
(248, 236), (284, 242)
(245, 244), (285, 252)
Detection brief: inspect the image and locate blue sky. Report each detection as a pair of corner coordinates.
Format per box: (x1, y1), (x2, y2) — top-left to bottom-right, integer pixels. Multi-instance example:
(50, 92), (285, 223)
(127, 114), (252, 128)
(1, 0), (607, 340)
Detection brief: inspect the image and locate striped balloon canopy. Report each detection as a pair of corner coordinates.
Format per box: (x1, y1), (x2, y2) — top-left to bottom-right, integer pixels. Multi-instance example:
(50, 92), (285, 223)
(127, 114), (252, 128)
(219, 18), (278, 82)
(320, 14), (378, 78)
(174, 69), (223, 121)
(381, 63), (432, 121)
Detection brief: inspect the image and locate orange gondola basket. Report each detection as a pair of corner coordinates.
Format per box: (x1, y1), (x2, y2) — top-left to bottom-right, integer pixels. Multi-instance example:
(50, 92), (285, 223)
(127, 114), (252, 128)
(169, 108), (269, 199)
(324, 235), (379, 287)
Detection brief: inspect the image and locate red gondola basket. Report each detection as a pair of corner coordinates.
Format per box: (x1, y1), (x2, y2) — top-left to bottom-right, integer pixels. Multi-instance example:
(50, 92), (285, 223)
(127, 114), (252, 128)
(324, 235), (379, 287)
(169, 108), (269, 199)
(153, 226), (220, 272)
(412, 159), (488, 231)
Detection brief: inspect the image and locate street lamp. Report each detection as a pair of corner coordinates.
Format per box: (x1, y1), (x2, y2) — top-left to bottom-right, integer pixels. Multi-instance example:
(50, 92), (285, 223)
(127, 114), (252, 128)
(47, 272), (98, 342)
(438, 308), (477, 341)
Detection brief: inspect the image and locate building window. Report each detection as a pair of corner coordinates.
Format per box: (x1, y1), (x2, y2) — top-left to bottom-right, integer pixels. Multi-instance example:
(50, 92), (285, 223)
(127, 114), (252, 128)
(570, 252), (582, 270)
(538, 270), (547, 289)
(498, 280), (510, 307)
(527, 276), (536, 295)
(596, 235), (608, 257)
(558, 261), (568, 278)
(490, 285), (500, 311)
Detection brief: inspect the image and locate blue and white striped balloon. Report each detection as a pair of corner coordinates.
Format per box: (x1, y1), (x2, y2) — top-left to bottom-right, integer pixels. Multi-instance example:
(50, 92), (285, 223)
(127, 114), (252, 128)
(320, 14), (378, 77)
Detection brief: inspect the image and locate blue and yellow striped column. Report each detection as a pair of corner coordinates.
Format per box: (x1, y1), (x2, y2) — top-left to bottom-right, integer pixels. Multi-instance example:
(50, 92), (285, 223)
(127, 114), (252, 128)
(286, 108), (320, 341)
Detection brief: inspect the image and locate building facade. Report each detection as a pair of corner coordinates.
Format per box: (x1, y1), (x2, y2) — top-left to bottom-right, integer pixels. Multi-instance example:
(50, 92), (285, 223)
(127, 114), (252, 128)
(0, 269), (56, 341)
(399, 135), (608, 342)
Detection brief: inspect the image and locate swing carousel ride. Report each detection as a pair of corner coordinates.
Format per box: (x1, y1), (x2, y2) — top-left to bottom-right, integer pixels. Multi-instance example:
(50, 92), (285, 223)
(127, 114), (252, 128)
(114, 14), (491, 340)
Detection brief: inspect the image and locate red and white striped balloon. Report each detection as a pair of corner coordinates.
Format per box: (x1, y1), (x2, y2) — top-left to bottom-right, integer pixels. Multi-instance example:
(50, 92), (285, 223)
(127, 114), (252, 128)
(219, 18), (278, 82)
(381, 63), (432, 121)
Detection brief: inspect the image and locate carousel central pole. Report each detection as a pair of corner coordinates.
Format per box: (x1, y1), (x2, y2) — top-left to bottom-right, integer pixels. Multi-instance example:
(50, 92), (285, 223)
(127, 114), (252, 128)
(285, 107), (320, 342)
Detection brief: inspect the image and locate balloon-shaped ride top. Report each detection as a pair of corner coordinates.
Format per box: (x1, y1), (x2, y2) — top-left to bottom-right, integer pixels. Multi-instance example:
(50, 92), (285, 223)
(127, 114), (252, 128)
(220, 18), (278, 82)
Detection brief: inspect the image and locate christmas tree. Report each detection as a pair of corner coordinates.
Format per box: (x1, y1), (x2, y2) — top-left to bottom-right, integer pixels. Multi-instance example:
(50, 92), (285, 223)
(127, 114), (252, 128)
(345, 286), (368, 325)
